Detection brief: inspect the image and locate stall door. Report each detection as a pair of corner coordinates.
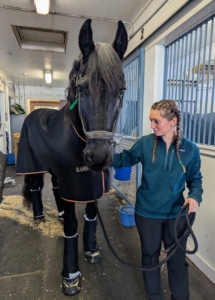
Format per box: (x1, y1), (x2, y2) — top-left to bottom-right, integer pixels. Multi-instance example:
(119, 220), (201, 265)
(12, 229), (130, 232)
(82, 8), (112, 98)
(112, 48), (144, 205)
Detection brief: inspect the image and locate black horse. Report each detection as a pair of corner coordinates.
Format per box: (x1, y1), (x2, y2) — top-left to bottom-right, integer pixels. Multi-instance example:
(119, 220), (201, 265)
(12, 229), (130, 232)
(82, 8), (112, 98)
(16, 19), (128, 296)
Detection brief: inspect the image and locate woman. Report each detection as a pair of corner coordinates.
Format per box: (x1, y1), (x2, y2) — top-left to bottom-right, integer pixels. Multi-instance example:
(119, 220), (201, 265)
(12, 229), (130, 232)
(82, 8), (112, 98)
(112, 100), (203, 300)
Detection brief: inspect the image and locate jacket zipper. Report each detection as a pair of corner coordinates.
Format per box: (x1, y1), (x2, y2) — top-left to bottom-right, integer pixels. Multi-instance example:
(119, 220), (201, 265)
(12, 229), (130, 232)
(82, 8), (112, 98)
(168, 149), (174, 171)
(163, 149), (168, 170)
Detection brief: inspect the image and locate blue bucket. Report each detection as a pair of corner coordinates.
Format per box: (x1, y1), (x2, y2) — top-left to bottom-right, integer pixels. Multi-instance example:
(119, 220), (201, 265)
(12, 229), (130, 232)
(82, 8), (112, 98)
(119, 205), (136, 227)
(5, 153), (15, 166)
(114, 167), (132, 181)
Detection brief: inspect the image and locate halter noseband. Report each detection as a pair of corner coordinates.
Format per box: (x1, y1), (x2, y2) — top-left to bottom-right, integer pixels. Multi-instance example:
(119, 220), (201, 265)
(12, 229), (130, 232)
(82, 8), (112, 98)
(84, 131), (114, 140)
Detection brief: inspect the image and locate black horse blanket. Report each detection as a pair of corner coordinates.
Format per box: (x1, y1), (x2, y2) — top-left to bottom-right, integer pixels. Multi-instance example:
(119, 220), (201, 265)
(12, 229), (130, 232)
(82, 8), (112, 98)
(16, 108), (111, 202)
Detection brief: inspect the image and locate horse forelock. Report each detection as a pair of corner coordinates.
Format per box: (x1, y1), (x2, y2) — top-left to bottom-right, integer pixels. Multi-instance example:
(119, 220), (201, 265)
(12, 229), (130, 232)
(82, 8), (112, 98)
(65, 43), (125, 127)
(79, 43), (125, 95)
(67, 43), (125, 102)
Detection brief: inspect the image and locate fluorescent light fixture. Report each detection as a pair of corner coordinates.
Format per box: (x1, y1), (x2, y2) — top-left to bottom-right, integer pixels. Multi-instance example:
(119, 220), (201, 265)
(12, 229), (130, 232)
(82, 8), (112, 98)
(34, 0), (50, 15)
(44, 70), (52, 84)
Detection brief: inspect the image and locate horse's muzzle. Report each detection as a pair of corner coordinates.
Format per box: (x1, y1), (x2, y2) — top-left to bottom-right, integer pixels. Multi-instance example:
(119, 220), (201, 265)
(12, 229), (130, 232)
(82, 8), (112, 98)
(83, 140), (113, 171)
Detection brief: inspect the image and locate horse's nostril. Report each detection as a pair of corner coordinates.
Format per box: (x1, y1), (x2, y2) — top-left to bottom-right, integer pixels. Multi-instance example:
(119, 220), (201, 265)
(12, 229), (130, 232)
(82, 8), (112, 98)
(85, 153), (93, 165)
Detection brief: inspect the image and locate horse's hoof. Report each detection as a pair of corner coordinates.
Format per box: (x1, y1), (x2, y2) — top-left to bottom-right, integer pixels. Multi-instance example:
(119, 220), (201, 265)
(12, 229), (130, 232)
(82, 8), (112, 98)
(34, 216), (45, 223)
(85, 250), (102, 264)
(62, 275), (81, 296)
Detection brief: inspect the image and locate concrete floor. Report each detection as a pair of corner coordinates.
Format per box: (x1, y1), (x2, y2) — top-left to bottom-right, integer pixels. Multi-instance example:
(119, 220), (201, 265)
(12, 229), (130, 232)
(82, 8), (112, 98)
(0, 165), (215, 300)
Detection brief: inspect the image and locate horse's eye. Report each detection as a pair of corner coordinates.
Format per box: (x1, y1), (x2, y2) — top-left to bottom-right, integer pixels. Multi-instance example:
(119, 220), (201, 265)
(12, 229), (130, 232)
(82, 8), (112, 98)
(78, 85), (84, 94)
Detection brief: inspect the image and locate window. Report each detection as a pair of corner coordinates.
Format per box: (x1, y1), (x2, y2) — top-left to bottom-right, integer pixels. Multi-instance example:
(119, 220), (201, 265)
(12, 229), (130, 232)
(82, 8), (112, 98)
(164, 16), (215, 146)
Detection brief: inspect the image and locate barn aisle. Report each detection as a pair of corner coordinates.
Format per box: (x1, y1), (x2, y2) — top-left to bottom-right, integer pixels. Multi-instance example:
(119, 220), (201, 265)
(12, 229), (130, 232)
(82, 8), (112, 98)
(0, 166), (214, 300)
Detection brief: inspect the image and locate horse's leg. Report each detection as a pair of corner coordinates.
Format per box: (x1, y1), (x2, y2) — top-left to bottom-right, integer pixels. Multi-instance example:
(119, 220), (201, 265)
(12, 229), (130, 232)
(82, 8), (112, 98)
(61, 200), (81, 296)
(83, 202), (102, 263)
(50, 172), (65, 218)
(22, 173), (44, 221)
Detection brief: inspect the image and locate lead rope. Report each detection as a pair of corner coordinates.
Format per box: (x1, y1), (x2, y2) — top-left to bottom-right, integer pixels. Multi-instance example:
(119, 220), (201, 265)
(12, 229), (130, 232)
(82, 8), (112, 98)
(92, 171), (198, 271)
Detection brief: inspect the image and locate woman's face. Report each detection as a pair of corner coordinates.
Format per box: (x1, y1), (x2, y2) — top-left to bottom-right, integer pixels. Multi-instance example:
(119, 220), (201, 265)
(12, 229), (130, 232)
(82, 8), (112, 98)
(149, 109), (177, 138)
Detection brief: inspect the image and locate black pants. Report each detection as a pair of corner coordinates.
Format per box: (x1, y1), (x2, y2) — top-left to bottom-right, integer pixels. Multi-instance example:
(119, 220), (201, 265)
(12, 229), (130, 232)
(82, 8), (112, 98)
(135, 213), (189, 300)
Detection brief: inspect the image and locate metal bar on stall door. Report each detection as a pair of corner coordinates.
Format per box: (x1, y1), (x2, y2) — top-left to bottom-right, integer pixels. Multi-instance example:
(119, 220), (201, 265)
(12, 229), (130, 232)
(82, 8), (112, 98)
(208, 18), (215, 146)
(134, 58), (138, 137)
(130, 59), (136, 136)
(208, 53), (215, 145)
(170, 43), (174, 100)
(171, 43), (176, 100)
(198, 22), (208, 144)
(135, 57), (138, 136)
(189, 29), (197, 141)
(138, 48), (144, 139)
(168, 45), (172, 99)
(178, 38), (184, 111)
(174, 40), (179, 103)
(203, 18), (214, 145)
(181, 35), (188, 131)
(123, 66), (127, 136)
(127, 63), (131, 136)
(193, 25), (202, 143)
(137, 48), (144, 187)
(135, 57), (138, 137)
(163, 47), (168, 100)
(185, 33), (192, 139)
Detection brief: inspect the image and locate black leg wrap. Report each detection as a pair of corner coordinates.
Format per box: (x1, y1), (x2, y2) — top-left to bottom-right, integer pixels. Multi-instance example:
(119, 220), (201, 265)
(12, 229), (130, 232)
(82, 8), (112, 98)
(62, 235), (80, 278)
(83, 218), (102, 263)
(61, 235), (81, 296)
(83, 218), (97, 252)
(52, 187), (64, 216)
(31, 189), (44, 220)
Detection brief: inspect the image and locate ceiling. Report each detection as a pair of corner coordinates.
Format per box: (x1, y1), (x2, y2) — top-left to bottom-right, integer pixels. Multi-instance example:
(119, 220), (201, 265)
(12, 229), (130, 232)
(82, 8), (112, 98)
(0, 0), (152, 89)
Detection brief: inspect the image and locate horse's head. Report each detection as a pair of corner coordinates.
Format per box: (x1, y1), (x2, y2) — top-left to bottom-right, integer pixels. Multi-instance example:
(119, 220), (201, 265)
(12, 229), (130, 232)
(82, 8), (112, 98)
(68, 19), (128, 171)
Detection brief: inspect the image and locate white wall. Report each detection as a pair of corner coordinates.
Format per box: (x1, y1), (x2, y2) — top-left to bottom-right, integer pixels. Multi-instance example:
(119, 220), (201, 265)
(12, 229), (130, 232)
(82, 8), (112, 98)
(15, 85), (67, 113)
(0, 71), (13, 153)
(24, 85), (66, 102)
(0, 92), (6, 153)
(187, 150), (215, 284)
(142, 45), (165, 135)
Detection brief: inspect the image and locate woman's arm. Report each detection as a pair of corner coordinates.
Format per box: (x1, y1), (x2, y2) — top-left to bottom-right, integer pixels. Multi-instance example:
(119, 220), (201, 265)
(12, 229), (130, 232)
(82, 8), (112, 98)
(112, 138), (143, 168)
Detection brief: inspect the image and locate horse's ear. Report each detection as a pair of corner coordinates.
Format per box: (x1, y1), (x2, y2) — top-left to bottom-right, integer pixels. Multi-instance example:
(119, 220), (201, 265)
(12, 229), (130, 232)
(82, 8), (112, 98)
(79, 19), (95, 62)
(112, 21), (128, 60)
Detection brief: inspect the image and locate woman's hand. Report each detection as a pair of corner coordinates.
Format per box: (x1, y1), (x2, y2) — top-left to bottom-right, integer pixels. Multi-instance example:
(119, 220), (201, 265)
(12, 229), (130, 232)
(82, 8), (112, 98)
(184, 198), (199, 214)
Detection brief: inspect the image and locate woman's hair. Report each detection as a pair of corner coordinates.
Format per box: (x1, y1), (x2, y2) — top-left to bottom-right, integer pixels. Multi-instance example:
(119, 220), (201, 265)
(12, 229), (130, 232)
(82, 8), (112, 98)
(151, 100), (186, 173)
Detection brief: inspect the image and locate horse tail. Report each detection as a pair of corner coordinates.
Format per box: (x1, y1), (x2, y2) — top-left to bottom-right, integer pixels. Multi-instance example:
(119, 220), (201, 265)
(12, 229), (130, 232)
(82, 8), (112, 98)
(22, 174), (44, 207)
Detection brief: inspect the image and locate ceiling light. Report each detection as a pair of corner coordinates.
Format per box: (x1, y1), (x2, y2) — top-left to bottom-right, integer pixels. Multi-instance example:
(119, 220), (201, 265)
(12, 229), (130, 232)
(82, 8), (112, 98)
(44, 70), (52, 84)
(34, 0), (50, 15)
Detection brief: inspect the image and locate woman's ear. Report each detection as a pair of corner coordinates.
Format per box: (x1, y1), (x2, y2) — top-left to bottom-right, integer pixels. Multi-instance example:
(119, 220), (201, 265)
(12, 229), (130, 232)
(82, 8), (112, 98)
(171, 117), (177, 126)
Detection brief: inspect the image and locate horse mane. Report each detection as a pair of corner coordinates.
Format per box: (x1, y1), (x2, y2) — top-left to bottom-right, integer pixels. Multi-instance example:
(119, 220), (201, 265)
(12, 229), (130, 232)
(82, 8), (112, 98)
(64, 42), (125, 126)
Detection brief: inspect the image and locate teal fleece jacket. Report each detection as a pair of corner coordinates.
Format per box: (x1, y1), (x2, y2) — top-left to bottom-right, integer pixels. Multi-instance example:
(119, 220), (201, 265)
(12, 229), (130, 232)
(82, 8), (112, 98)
(112, 134), (203, 219)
